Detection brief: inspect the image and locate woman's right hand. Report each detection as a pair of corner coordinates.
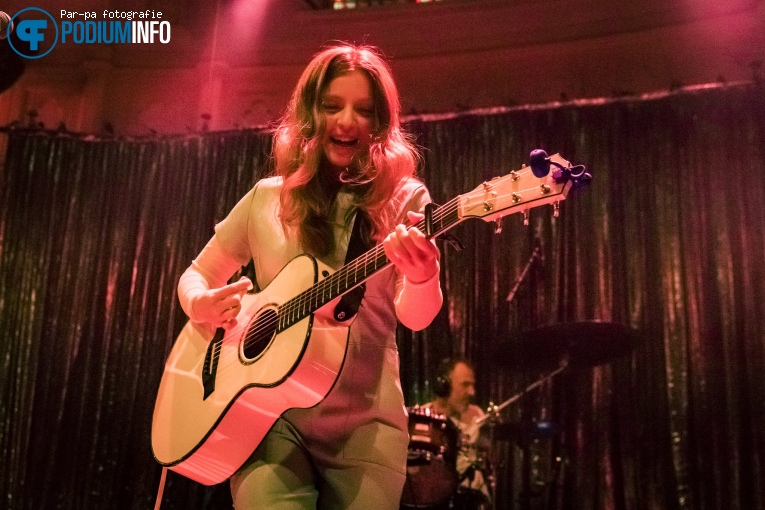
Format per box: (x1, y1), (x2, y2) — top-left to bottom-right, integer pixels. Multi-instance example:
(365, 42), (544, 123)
(190, 276), (253, 328)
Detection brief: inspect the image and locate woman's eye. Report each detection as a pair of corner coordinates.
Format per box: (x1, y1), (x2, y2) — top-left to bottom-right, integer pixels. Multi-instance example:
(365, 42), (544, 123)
(357, 108), (374, 118)
(322, 103), (340, 113)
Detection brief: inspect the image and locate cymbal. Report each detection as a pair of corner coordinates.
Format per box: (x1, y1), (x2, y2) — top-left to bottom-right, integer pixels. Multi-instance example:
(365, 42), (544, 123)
(510, 320), (638, 369)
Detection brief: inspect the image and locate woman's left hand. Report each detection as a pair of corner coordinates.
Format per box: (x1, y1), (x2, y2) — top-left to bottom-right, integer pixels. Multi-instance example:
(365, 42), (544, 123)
(383, 210), (440, 284)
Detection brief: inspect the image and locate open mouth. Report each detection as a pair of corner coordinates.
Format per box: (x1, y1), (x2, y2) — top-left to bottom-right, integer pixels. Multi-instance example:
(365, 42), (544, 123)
(330, 136), (358, 148)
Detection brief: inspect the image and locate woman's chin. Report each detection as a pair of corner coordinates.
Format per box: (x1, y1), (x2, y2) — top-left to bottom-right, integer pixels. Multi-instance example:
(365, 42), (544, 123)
(326, 151), (354, 169)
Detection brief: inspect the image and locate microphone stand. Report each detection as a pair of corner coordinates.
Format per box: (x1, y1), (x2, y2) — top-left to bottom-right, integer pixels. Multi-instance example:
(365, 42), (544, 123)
(506, 242), (543, 304)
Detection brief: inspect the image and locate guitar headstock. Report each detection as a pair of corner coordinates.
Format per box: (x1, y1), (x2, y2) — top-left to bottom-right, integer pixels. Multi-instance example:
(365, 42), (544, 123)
(458, 153), (588, 225)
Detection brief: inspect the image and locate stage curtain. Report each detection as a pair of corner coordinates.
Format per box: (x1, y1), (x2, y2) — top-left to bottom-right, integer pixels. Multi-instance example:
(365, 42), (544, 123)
(0, 82), (763, 509)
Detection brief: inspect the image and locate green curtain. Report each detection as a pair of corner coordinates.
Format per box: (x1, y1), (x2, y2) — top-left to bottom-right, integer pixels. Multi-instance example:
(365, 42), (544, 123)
(1, 83), (763, 509)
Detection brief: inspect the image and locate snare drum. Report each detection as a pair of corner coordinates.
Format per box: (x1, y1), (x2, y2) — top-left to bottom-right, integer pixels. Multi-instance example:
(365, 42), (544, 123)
(400, 407), (460, 508)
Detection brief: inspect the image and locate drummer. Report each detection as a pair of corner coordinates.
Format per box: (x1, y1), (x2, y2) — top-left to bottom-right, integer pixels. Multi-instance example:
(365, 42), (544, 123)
(423, 357), (492, 504)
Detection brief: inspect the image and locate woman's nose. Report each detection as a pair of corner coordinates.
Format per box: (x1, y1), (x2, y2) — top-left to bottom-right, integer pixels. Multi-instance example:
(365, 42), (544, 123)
(337, 106), (355, 127)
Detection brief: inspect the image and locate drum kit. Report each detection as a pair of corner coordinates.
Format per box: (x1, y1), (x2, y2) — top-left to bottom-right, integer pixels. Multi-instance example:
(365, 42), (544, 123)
(400, 321), (638, 510)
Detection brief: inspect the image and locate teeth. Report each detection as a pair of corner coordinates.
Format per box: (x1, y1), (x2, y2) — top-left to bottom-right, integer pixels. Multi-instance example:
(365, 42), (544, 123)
(331, 136), (357, 147)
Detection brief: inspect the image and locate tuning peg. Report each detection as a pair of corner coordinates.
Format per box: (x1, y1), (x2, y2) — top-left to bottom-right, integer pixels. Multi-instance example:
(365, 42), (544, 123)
(529, 149), (552, 178)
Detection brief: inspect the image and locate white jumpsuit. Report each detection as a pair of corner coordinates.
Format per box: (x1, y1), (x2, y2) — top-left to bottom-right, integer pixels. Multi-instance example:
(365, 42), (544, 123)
(178, 176), (442, 509)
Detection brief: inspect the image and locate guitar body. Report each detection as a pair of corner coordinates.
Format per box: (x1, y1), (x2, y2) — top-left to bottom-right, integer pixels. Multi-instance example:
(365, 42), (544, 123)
(151, 254), (349, 485)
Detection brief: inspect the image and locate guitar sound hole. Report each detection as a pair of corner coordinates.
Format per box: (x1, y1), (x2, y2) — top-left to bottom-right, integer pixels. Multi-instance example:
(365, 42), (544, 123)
(241, 308), (278, 362)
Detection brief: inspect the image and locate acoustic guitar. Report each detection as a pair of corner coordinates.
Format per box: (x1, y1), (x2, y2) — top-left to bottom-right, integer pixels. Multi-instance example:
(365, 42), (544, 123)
(151, 152), (588, 485)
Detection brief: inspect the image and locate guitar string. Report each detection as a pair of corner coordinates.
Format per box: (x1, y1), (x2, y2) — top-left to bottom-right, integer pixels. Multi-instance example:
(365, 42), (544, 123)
(220, 176), (553, 365)
(275, 164), (551, 324)
(215, 177), (553, 377)
(213, 172), (556, 372)
(237, 195), (459, 351)
(276, 175), (549, 326)
(207, 195), (460, 378)
(275, 173), (556, 331)
(213, 184), (562, 381)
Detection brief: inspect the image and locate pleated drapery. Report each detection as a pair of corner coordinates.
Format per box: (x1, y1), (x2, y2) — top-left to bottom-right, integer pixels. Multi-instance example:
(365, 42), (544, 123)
(1, 83), (763, 509)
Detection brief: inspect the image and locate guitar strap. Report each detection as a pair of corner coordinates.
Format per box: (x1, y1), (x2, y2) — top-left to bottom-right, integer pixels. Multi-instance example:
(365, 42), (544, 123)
(333, 210), (371, 322)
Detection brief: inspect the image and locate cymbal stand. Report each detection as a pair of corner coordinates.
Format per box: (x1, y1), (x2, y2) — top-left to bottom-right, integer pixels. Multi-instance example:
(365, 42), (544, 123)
(480, 403), (502, 510)
(473, 359), (568, 431)
(472, 359), (568, 510)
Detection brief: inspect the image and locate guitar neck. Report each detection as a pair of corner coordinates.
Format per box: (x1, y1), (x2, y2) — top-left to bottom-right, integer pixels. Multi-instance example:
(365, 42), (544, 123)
(277, 197), (462, 332)
(275, 152), (586, 332)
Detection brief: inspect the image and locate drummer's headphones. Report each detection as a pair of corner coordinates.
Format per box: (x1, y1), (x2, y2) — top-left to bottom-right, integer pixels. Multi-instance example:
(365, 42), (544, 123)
(434, 356), (471, 398)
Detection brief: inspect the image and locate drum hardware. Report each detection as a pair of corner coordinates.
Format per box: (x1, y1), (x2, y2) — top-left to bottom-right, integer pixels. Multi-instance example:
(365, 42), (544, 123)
(402, 362), (571, 510)
(503, 233), (636, 508)
(402, 322), (638, 509)
(408, 450), (439, 465)
(401, 407), (461, 509)
(489, 321), (638, 508)
(408, 406), (456, 463)
(458, 462), (482, 484)
(456, 360), (565, 510)
(472, 359), (569, 436)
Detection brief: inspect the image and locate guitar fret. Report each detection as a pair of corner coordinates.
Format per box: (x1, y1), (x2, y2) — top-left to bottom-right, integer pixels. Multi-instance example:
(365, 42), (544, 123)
(278, 198), (465, 332)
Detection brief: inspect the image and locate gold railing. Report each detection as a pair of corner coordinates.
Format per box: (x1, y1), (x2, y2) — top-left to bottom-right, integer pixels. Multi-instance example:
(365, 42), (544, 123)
(305, 0), (445, 9)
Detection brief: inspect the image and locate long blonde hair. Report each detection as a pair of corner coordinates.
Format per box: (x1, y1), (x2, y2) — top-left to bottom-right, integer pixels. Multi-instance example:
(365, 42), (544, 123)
(272, 43), (419, 257)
